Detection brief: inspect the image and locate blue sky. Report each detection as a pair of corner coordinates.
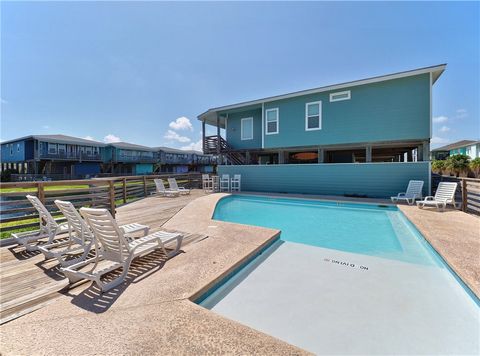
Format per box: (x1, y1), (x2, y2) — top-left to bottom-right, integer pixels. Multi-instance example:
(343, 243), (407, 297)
(1, 1), (478, 149)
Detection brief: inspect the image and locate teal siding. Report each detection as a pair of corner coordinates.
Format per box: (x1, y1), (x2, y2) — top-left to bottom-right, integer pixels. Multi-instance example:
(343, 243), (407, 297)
(218, 162), (430, 198)
(223, 107), (262, 149)
(134, 163), (153, 174)
(263, 74), (430, 148)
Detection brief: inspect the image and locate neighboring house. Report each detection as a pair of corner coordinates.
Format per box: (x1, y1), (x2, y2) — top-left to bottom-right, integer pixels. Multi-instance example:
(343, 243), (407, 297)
(1, 134), (216, 180)
(431, 140), (480, 160)
(154, 147), (215, 174)
(198, 64), (446, 197)
(0, 134), (105, 178)
(104, 142), (157, 175)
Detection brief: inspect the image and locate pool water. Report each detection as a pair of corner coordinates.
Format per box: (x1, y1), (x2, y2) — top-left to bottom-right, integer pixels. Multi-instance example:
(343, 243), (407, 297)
(213, 195), (441, 266)
(200, 195), (479, 354)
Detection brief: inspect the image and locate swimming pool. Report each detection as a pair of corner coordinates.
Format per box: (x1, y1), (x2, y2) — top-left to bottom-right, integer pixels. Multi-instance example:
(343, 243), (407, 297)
(200, 195), (480, 354)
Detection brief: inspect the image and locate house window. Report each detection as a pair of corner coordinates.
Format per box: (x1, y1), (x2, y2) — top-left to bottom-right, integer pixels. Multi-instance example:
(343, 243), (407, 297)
(48, 143), (57, 154)
(330, 90), (351, 102)
(17, 144), (20, 152)
(241, 117), (254, 140)
(305, 101), (322, 131)
(58, 144), (66, 154)
(10, 144), (13, 155)
(265, 108), (279, 135)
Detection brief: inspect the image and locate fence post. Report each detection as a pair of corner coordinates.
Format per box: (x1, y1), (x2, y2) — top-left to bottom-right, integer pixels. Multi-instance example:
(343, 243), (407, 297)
(37, 182), (45, 204)
(461, 179), (467, 212)
(122, 178), (127, 204)
(143, 176), (148, 197)
(108, 180), (116, 217)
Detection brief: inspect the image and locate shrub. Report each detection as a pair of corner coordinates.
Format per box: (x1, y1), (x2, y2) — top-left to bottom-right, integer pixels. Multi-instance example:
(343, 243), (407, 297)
(470, 157), (480, 178)
(445, 154), (470, 177)
(431, 160), (446, 174)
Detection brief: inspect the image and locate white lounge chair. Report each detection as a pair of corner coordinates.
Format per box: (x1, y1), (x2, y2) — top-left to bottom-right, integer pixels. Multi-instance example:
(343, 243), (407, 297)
(391, 180), (424, 205)
(220, 174), (230, 192)
(12, 195), (70, 252)
(62, 207), (183, 292)
(154, 178), (179, 197)
(38, 200), (149, 267)
(231, 174), (241, 192)
(168, 178), (190, 195)
(416, 182), (458, 211)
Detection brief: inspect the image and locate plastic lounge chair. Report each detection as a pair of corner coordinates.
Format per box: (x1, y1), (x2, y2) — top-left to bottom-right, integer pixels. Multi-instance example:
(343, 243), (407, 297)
(62, 207), (183, 292)
(416, 182), (458, 211)
(38, 200), (149, 267)
(168, 178), (190, 195)
(220, 174), (230, 192)
(153, 178), (179, 197)
(12, 195), (70, 252)
(231, 174), (241, 192)
(391, 180), (424, 205)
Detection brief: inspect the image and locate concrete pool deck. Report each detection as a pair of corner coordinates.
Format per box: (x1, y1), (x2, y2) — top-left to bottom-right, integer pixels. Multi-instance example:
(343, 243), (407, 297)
(0, 191), (479, 355)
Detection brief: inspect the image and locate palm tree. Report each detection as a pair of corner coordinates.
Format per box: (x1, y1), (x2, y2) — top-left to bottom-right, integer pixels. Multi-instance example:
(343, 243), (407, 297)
(470, 157), (480, 178)
(446, 154), (470, 177)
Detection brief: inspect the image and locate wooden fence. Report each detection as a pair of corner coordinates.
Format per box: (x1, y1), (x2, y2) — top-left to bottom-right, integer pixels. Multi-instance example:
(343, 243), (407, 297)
(432, 175), (480, 215)
(0, 173), (202, 238)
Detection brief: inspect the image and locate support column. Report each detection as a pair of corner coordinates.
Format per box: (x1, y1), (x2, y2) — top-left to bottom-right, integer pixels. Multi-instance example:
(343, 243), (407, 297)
(317, 148), (324, 163)
(366, 145), (372, 163)
(216, 115), (221, 157)
(422, 141), (430, 161)
(278, 151), (284, 164)
(246, 151), (251, 164)
(202, 120), (206, 153)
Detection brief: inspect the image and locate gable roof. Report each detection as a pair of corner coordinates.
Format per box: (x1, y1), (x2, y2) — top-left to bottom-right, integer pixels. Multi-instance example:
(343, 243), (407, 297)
(198, 64), (447, 127)
(432, 140), (479, 152)
(107, 141), (154, 151)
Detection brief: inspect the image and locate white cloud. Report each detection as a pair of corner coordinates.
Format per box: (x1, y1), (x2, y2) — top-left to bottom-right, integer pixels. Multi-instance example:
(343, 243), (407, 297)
(169, 116), (193, 131)
(84, 135), (95, 141)
(455, 108), (468, 119)
(432, 116), (448, 124)
(164, 130), (191, 143)
(42, 125), (50, 129)
(180, 139), (202, 151)
(103, 134), (121, 143)
(431, 136), (449, 144)
(439, 126), (450, 133)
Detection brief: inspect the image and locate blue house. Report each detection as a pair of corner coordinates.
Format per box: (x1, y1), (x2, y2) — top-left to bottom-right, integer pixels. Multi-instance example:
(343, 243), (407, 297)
(103, 142), (156, 175)
(154, 147), (216, 174)
(0, 134), (105, 178)
(198, 64), (447, 197)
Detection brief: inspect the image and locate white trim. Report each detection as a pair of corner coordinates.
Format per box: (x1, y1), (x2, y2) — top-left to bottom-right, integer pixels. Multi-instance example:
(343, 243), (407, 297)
(261, 103), (265, 148)
(241, 117), (254, 141)
(329, 90), (351, 102)
(198, 64), (446, 121)
(305, 101), (322, 131)
(225, 116), (228, 141)
(265, 108), (279, 135)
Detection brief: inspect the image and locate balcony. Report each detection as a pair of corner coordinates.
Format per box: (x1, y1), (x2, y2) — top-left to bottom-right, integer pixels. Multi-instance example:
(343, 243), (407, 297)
(38, 151), (102, 161)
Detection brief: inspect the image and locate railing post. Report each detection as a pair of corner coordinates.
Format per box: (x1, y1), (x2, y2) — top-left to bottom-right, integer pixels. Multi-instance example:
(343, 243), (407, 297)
(143, 176), (148, 197)
(108, 180), (116, 217)
(37, 182), (45, 204)
(461, 179), (467, 212)
(122, 178), (127, 204)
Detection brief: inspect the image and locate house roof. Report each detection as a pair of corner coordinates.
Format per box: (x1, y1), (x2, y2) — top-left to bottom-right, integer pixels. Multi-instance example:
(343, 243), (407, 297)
(153, 146), (204, 155)
(107, 141), (155, 151)
(197, 64), (447, 128)
(432, 140), (479, 152)
(0, 134), (106, 146)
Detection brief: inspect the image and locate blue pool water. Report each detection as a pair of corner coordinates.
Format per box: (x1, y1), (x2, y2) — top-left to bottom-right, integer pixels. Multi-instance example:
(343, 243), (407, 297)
(213, 195), (444, 266)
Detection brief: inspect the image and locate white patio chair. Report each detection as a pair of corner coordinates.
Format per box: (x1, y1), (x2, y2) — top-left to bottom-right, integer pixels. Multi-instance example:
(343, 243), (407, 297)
(416, 182), (458, 211)
(202, 174), (213, 192)
(391, 180), (424, 205)
(12, 195), (70, 252)
(153, 178), (179, 197)
(62, 207), (183, 292)
(38, 200), (149, 267)
(220, 174), (230, 192)
(231, 174), (241, 192)
(168, 177), (190, 195)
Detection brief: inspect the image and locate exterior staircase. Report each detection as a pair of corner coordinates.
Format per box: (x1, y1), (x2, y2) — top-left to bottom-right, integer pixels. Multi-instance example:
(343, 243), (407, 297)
(203, 135), (246, 165)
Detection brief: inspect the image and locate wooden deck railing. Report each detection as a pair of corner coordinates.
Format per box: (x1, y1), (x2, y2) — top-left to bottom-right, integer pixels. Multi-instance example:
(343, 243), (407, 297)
(432, 175), (480, 215)
(0, 173), (202, 238)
